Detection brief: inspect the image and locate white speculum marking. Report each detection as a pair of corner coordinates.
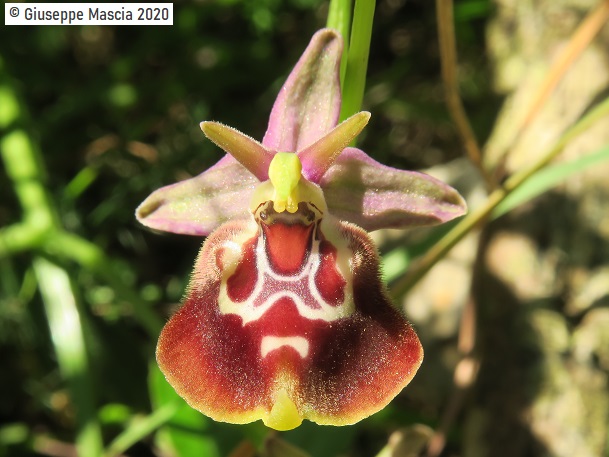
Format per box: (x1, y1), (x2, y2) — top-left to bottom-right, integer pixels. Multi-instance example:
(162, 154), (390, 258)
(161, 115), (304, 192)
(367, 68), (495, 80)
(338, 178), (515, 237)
(261, 336), (310, 358)
(217, 223), (354, 325)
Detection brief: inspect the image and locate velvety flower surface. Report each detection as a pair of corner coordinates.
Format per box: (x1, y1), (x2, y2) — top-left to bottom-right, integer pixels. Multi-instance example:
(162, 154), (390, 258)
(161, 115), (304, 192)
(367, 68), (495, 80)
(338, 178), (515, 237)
(137, 29), (466, 430)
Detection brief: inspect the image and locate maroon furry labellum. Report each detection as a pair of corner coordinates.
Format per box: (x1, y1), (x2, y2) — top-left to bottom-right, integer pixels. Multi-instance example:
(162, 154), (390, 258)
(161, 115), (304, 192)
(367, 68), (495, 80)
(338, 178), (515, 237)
(157, 200), (423, 430)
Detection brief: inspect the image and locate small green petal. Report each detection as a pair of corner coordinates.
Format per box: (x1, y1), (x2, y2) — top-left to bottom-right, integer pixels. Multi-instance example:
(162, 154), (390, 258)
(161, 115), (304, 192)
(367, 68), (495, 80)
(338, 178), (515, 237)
(298, 111), (370, 182)
(201, 122), (274, 181)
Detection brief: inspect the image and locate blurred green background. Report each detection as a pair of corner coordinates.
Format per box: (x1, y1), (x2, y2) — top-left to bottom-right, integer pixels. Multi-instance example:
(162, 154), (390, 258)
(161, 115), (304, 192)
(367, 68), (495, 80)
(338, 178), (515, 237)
(2, 0), (608, 456)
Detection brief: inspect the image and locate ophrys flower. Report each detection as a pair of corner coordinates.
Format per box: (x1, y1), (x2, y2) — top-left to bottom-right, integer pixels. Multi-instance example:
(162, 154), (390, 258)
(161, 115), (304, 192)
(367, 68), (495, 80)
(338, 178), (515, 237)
(137, 29), (466, 430)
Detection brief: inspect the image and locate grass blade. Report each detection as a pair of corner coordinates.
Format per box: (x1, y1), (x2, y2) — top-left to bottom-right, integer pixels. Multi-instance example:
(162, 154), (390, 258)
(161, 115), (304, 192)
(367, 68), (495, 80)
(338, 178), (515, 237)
(105, 402), (179, 457)
(494, 143), (609, 218)
(33, 257), (103, 457)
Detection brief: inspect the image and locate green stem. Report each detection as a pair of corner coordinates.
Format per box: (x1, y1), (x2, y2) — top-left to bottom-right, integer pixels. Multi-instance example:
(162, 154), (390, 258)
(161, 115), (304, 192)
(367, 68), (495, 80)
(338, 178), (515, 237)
(339, 0), (375, 122)
(0, 129), (56, 230)
(0, 222), (48, 256)
(391, 95), (609, 297)
(105, 402), (179, 457)
(0, 86), (53, 256)
(326, 0), (352, 85)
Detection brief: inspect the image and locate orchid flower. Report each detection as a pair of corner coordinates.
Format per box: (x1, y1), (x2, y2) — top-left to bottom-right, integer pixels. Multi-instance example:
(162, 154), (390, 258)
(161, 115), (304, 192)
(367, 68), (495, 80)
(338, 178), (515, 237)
(136, 29), (466, 431)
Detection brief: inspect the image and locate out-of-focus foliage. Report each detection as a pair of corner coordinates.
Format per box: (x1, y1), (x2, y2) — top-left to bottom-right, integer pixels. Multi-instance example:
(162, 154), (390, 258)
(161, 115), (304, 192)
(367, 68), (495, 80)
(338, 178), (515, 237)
(3, 0), (608, 456)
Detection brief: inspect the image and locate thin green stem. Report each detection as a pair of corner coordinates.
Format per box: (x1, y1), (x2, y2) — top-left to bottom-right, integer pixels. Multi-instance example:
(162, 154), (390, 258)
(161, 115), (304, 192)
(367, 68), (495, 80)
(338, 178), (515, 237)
(105, 402), (179, 457)
(0, 129), (56, 230)
(0, 222), (48, 257)
(326, 0), (352, 85)
(494, 143), (609, 218)
(391, 95), (609, 297)
(339, 0), (375, 123)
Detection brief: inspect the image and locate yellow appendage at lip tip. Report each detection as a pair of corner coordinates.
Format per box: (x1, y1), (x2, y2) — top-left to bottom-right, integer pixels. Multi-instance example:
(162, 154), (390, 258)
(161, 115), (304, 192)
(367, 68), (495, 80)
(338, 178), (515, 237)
(268, 152), (302, 213)
(263, 389), (303, 431)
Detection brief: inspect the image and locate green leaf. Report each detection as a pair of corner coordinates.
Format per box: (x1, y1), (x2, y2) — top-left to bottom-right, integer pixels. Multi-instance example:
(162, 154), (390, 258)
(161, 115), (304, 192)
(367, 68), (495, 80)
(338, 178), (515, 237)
(105, 402), (179, 456)
(493, 143), (609, 218)
(34, 257), (103, 457)
(382, 248), (410, 283)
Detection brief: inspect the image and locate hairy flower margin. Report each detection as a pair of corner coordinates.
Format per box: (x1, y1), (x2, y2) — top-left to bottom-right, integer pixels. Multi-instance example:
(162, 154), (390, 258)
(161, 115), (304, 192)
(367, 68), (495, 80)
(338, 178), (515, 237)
(136, 29), (466, 431)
